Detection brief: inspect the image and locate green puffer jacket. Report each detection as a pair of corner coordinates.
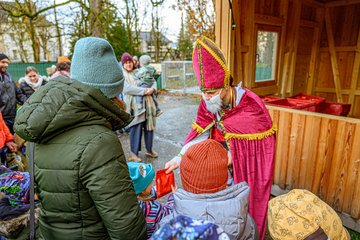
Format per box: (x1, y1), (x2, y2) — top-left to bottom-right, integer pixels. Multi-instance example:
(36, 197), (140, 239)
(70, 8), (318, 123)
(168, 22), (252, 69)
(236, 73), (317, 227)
(14, 77), (147, 240)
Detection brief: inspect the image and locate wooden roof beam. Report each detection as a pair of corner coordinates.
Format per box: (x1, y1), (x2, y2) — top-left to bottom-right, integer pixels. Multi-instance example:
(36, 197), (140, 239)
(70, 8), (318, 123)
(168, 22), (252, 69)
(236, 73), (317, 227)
(325, 0), (360, 8)
(324, 8), (343, 103)
(301, 0), (325, 8)
(306, 8), (324, 94)
(348, 28), (360, 116)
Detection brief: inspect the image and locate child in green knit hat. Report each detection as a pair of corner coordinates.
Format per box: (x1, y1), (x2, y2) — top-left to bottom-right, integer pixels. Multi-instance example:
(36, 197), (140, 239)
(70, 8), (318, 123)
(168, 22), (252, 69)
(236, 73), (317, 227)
(127, 162), (175, 239)
(134, 55), (162, 117)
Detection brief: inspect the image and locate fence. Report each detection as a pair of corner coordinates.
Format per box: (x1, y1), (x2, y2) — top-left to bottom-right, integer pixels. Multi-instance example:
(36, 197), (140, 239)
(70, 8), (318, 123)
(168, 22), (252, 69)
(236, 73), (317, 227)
(7, 62), (56, 82)
(8, 61), (199, 93)
(160, 61), (200, 94)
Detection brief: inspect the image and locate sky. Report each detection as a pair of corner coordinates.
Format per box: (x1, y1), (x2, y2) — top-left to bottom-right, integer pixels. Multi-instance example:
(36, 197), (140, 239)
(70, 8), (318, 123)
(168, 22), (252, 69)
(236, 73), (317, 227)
(148, 1), (182, 42)
(115, 0), (183, 42)
(54, 0), (183, 43)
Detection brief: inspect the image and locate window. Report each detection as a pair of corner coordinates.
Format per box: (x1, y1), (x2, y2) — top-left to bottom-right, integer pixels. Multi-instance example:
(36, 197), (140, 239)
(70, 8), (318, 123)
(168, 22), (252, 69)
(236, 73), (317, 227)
(253, 25), (280, 87)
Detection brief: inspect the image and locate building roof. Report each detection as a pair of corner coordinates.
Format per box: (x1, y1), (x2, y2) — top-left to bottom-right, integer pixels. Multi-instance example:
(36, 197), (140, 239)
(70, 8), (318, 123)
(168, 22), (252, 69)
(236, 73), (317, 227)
(138, 31), (172, 44)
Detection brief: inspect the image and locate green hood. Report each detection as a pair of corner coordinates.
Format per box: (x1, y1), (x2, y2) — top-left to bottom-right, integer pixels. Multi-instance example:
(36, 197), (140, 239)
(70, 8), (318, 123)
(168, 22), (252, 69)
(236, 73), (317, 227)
(14, 76), (132, 143)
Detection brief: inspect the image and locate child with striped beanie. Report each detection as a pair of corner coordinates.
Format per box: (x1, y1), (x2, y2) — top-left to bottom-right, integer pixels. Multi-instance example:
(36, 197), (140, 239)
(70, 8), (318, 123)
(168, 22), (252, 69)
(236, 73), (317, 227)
(127, 162), (175, 239)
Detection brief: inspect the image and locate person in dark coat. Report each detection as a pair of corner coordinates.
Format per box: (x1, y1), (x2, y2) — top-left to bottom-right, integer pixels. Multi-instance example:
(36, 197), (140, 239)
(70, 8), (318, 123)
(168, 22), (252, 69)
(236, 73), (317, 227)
(14, 37), (147, 240)
(18, 66), (48, 98)
(0, 53), (27, 133)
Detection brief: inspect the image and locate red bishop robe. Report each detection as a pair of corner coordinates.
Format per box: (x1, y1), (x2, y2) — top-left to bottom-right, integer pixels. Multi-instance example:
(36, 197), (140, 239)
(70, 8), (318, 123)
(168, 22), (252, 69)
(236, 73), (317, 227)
(185, 89), (276, 239)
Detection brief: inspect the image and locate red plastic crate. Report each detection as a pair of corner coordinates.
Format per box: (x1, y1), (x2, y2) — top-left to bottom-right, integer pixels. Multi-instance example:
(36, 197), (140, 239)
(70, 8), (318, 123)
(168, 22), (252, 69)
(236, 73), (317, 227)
(266, 98), (317, 112)
(260, 96), (282, 103)
(289, 93), (326, 112)
(320, 102), (351, 116)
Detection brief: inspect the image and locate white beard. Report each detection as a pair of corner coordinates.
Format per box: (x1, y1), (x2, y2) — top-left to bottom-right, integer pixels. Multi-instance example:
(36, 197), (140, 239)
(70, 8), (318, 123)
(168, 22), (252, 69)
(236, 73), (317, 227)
(203, 93), (223, 114)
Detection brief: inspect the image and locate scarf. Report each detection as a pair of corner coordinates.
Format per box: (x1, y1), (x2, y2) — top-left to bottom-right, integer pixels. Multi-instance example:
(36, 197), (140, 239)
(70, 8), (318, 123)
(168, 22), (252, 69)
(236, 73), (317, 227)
(123, 68), (137, 85)
(123, 68), (156, 131)
(24, 76), (44, 91)
(51, 70), (70, 79)
(144, 95), (156, 131)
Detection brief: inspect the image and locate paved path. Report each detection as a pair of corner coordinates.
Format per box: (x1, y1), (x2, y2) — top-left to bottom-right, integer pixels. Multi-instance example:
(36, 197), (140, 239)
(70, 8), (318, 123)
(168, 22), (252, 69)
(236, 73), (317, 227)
(118, 93), (200, 187)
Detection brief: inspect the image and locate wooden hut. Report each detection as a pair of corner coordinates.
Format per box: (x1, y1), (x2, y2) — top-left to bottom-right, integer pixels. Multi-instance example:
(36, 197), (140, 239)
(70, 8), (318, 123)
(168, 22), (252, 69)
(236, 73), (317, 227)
(214, 0), (360, 232)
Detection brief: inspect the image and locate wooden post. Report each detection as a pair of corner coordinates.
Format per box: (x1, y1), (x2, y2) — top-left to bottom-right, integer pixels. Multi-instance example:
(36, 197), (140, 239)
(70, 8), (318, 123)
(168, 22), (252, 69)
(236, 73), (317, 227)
(231, 0), (243, 85)
(218, 0), (231, 63)
(306, 8), (324, 94)
(287, 0), (302, 96)
(324, 8), (343, 103)
(215, 0), (222, 44)
(277, 0), (289, 96)
(242, 0), (255, 88)
(348, 29), (360, 116)
(280, 0), (302, 96)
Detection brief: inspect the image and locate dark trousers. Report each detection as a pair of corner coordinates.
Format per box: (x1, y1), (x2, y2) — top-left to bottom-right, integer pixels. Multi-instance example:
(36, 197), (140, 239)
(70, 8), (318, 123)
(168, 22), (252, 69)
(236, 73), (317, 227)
(3, 117), (14, 134)
(129, 121), (154, 155)
(0, 147), (8, 165)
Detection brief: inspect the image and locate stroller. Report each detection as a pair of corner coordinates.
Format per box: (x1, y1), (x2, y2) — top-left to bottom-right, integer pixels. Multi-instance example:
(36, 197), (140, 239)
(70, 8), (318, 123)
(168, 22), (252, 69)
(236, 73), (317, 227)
(0, 140), (38, 240)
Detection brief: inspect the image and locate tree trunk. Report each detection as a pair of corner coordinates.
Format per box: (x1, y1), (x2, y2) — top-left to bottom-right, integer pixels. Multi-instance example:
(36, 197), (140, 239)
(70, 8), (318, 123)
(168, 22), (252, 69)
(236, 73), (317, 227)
(89, 0), (103, 37)
(125, 0), (133, 53)
(131, 0), (140, 53)
(54, 0), (63, 56)
(28, 19), (40, 63)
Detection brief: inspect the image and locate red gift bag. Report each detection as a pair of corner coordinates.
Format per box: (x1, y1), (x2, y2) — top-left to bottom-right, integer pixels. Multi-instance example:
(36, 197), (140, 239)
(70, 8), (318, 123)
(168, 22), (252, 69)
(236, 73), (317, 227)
(155, 169), (175, 198)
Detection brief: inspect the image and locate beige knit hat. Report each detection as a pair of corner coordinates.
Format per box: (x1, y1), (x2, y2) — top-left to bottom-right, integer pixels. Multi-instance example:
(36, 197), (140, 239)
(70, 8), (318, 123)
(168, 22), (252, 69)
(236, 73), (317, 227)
(180, 139), (228, 194)
(268, 189), (349, 240)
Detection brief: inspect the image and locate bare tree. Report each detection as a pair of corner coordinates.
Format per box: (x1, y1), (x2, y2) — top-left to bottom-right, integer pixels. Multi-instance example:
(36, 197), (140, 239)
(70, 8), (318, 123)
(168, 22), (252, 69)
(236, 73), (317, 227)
(177, 0), (215, 41)
(119, 0), (148, 54)
(53, 0), (63, 56)
(0, 0), (74, 62)
(89, 0), (103, 37)
(150, 0), (164, 62)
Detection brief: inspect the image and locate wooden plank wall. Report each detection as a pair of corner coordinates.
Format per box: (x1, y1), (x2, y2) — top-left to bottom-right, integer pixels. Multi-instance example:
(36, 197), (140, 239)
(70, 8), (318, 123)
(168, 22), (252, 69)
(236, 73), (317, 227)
(216, 0), (360, 117)
(268, 105), (360, 231)
(313, 4), (360, 117)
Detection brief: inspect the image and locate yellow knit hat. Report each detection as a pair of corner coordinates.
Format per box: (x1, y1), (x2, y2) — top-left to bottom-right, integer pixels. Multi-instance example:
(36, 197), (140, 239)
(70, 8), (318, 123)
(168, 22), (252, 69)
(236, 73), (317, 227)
(268, 189), (349, 240)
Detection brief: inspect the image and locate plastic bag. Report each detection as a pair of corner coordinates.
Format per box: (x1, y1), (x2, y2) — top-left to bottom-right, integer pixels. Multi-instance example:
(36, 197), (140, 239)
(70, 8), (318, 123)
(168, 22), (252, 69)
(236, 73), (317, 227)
(155, 169), (175, 198)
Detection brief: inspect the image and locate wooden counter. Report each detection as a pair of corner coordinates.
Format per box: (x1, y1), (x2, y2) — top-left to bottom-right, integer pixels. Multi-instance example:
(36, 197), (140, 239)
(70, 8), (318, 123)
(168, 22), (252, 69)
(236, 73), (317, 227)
(267, 105), (360, 232)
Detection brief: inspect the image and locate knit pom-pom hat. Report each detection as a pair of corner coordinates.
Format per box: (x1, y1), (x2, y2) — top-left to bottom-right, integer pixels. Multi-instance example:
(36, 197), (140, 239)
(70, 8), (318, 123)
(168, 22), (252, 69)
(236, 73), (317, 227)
(128, 162), (155, 195)
(192, 36), (231, 92)
(180, 139), (228, 194)
(139, 55), (151, 66)
(70, 37), (124, 98)
(121, 52), (133, 65)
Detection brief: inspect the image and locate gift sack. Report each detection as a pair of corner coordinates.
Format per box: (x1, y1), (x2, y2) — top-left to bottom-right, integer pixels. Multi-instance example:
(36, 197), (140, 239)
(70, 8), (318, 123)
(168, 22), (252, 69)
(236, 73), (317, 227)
(155, 169), (175, 198)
